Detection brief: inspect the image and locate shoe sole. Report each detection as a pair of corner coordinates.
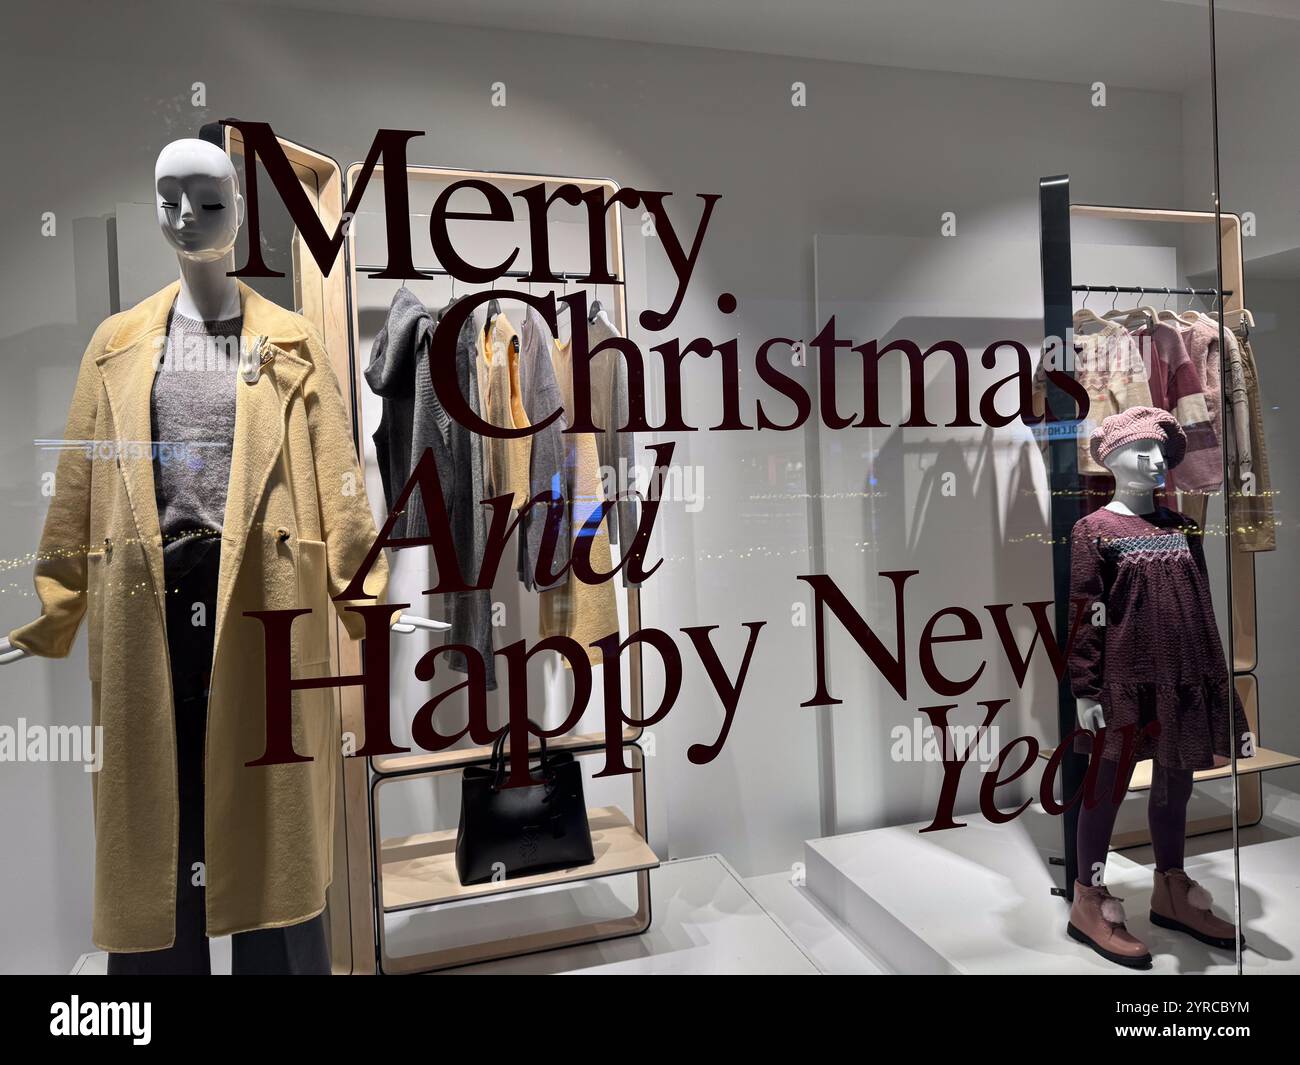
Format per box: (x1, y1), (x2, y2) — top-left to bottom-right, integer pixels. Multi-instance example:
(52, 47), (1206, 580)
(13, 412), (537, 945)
(1067, 922), (1153, 969)
(1149, 910), (1244, 951)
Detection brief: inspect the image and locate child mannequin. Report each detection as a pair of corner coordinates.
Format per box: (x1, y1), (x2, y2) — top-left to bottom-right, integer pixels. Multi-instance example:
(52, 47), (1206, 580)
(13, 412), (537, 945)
(1065, 406), (1246, 969)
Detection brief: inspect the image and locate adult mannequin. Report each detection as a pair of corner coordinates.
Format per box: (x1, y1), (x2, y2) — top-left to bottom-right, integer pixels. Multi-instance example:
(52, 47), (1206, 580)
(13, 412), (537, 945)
(2, 138), (442, 973)
(1, 139), (439, 666)
(1064, 406), (1246, 970)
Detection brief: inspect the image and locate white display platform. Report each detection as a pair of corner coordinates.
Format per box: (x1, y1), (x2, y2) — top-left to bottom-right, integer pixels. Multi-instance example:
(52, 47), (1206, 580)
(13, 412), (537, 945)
(745, 870), (887, 974)
(802, 790), (1300, 975)
(69, 788), (1300, 976)
(445, 854), (820, 974)
(74, 854), (821, 976)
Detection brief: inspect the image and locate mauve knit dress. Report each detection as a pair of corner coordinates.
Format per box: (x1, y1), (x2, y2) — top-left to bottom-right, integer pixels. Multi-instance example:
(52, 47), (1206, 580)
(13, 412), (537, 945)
(1068, 505), (1249, 781)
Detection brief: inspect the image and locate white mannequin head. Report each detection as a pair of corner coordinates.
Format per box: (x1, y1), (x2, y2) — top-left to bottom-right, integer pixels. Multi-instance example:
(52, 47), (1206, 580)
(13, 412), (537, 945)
(154, 139), (244, 263)
(1101, 437), (1167, 491)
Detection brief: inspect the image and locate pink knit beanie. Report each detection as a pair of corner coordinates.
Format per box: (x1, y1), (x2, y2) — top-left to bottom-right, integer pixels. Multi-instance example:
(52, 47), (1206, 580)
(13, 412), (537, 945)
(1089, 406), (1186, 470)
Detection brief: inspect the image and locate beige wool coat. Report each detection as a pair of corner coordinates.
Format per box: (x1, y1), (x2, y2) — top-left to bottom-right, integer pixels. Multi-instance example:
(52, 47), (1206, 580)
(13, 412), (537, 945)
(9, 281), (388, 951)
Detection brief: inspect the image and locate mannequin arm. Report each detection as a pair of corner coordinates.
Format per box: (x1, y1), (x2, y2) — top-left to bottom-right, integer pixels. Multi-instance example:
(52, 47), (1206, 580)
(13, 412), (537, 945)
(3, 619), (446, 655)
(391, 613), (451, 635)
(1076, 697), (1105, 731)
(0, 638), (31, 665)
(4, 617), (447, 652)
(1069, 524), (1107, 733)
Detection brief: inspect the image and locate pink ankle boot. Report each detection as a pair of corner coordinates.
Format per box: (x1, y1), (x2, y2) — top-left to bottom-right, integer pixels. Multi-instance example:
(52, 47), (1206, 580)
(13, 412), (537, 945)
(1150, 869), (1244, 951)
(1067, 881), (1152, 969)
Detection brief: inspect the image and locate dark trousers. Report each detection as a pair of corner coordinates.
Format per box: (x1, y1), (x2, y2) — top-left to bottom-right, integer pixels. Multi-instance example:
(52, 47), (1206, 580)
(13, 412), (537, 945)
(108, 537), (329, 976)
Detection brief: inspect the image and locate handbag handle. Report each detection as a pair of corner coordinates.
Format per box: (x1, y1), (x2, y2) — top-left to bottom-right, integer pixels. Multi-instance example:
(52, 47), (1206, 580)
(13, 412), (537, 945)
(487, 728), (551, 791)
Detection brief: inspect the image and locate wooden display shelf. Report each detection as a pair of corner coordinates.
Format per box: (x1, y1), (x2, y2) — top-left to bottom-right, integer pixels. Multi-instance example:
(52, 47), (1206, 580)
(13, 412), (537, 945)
(379, 804), (659, 913)
(1127, 747), (1300, 791)
(1037, 745), (1299, 785)
(372, 742), (652, 972)
(382, 911), (650, 976)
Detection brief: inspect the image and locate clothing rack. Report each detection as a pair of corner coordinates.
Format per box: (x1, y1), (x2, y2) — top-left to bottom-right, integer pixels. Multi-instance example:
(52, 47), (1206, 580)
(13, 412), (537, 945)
(346, 161), (654, 975)
(353, 265), (602, 282)
(1072, 284), (1232, 297)
(1038, 177), (1300, 919)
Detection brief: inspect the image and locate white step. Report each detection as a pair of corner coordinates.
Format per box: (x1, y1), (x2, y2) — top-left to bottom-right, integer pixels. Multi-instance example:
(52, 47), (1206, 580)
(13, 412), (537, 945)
(802, 807), (1257, 974)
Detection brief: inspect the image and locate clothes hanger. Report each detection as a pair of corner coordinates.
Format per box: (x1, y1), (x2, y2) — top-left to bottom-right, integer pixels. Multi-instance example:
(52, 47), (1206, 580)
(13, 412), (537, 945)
(555, 276), (573, 345)
(514, 279), (530, 353)
(1103, 289), (1158, 330)
(587, 286), (604, 326)
(1156, 286), (1181, 323)
(1178, 290), (1219, 329)
(1221, 306), (1255, 339)
(435, 275), (458, 322)
(1073, 288), (1116, 333)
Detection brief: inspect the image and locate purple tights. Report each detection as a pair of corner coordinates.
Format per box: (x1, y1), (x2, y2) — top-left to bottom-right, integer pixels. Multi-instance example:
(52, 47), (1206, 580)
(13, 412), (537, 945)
(1076, 757), (1195, 887)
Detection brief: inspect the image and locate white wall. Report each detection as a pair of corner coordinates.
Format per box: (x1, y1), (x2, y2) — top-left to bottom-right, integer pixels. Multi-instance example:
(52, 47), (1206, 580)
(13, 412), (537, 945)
(0, 0), (1191, 971)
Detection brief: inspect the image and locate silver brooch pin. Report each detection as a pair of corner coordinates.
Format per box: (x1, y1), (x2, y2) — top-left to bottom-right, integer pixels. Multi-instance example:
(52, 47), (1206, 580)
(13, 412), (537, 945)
(240, 336), (274, 384)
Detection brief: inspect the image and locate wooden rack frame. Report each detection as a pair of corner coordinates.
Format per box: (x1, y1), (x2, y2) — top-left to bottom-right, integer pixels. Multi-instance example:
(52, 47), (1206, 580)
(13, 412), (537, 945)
(345, 161), (645, 777)
(344, 161), (654, 973)
(220, 125), (379, 973)
(217, 127), (657, 973)
(1038, 178), (1300, 895)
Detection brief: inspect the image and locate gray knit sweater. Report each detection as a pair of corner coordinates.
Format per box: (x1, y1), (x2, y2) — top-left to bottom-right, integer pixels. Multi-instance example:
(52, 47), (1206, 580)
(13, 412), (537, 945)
(151, 308), (241, 563)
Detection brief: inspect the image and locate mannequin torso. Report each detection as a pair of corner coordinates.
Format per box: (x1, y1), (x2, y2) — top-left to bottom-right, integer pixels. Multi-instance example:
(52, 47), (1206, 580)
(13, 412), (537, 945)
(1075, 437), (1167, 730)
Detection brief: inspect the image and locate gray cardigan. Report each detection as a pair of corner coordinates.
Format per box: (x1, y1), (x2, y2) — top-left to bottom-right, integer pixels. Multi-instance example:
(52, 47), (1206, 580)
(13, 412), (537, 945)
(516, 306), (571, 590)
(364, 285), (452, 540)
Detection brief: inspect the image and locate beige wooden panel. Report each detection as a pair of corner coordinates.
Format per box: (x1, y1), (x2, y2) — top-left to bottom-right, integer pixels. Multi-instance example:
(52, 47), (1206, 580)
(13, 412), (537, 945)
(225, 126), (375, 974)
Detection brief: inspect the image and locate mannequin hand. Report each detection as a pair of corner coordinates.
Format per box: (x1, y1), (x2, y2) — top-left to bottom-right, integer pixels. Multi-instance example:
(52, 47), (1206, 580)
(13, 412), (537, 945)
(0, 638), (31, 665)
(1076, 697), (1105, 731)
(391, 613), (452, 636)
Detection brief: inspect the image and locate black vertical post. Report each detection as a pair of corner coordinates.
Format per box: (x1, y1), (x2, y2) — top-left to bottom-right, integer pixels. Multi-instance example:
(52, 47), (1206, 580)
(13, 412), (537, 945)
(1039, 175), (1085, 899)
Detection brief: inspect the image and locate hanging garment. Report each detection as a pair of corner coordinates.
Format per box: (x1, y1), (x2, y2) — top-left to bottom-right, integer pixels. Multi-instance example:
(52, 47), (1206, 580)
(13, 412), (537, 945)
(1178, 316), (1224, 432)
(1068, 505), (1249, 801)
(1033, 322), (1153, 476)
(542, 336), (619, 665)
(1228, 326), (1276, 552)
(8, 280), (389, 951)
(1166, 316), (1226, 494)
(477, 311), (532, 509)
(515, 306), (571, 590)
(1221, 325), (1251, 474)
(364, 285), (453, 540)
(582, 314), (640, 562)
(1131, 322), (1220, 493)
(441, 304), (497, 689)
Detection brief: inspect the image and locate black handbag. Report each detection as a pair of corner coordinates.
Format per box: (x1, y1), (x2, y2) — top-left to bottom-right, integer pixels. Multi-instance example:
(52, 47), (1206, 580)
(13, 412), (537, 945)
(455, 731), (595, 886)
